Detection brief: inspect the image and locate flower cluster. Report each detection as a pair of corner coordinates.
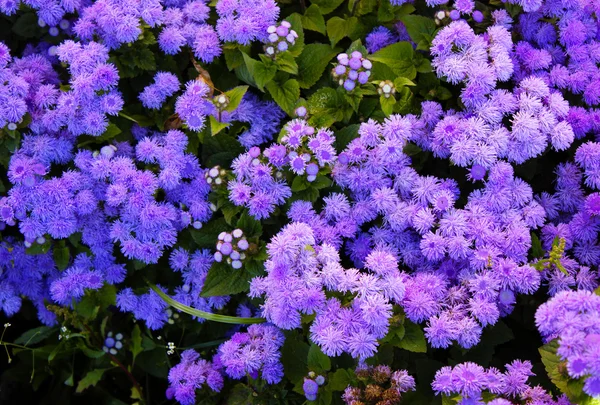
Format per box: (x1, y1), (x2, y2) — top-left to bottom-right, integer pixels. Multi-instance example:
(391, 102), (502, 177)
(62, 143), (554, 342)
(166, 349), (223, 405)
(303, 372), (326, 401)
(432, 360), (572, 405)
(215, 229), (248, 269)
(228, 146), (291, 220)
(277, 119), (337, 181)
(250, 223), (406, 359)
(158, 0), (221, 62)
(264, 21), (298, 57)
(0, 239), (58, 326)
(216, 323), (285, 384)
(215, 0), (279, 45)
(332, 51), (373, 92)
(343, 364), (415, 405)
(365, 22), (412, 54)
(174, 79), (215, 131)
(535, 290), (600, 397)
(139, 72), (180, 110)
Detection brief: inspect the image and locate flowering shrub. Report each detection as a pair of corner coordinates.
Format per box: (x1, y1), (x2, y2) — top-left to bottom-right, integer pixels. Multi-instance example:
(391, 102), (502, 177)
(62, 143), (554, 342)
(0, 0), (599, 404)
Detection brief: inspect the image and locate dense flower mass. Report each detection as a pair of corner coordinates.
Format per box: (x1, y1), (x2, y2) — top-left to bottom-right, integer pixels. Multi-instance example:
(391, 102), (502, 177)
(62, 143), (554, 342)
(1, 0), (600, 404)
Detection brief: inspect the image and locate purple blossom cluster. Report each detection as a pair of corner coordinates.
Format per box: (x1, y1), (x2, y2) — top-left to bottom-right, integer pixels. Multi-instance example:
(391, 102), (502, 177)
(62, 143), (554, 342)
(332, 51), (372, 92)
(220, 93), (285, 148)
(139, 72), (180, 110)
(535, 290), (600, 397)
(432, 360), (572, 405)
(73, 0), (162, 49)
(330, 117), (545, 349)
(365, 22), (412, 54)
(278, 119), (337, 181)
(228, 146), (291, 220)
(166, 349), (223, 405)
(264, 21), (298, 57)
(158, 0), (221, 62)
(214, 229), (249, 269)
(174, 79), (215, 131)
(1, 129), (212, 265)
(0, 239), (58, 326)
(216, 323), (285, 384)
(215, 0), (279, 45)
(250, 223), (406, 359)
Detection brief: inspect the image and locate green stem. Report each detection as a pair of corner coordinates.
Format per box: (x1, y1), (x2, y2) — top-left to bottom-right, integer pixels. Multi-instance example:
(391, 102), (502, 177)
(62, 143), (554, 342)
(147, 282), (266, 324)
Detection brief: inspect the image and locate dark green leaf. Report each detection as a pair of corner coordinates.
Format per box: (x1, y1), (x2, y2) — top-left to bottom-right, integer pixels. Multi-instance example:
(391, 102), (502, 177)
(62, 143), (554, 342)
(12, 13), (41, 38)
(297, 44), (340, 89)
(369, 42), (416, 80)
(76, 368), (109, 393)
(190, 217), (228, 248)
(131, 324), (143, 361)
(281, 331), (310, 384)
(276, 52), (299, 75)
(398, 320), (427, 353)
(310, 0), (345, 14)
(326, 17), (358, 47)
(285, 14), (305, 57)
(200, 262), (252, 296)
(76, 340), (106, 359)
(292, 175), (310, 192)
(302, 5), (326, 34)
(266, 79), (300, 116)
(53, 246), (70, 271)
(308, 344), (331, 372)
(328, 369), (353, 391)
(400, 15), (437, 46)
(334, 124), (359, 153)
(14, 326), (56, 346)
(236, 211), (262, 238)
(242, 53), (276, 92)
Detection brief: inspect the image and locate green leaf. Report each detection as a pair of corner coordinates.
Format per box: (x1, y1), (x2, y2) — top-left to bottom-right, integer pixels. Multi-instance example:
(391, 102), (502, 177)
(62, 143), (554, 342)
(14, 326), (56, 346)
(369, 42), (416, 80)
(228, 383), (254, 404)
(242, 53), (277, 92)
(540, 340), (571, 395)
(292, 175), (310, 192)
(334, 124), (359, 153)
(76, 368), (109, 393)
(297, 44), (341, 89)
(394, 77), (416, 87)
(224, 85), (249, 112)
(310, 0), (345, 14)
(53, 246), (70, 271)
(276, 52), (299, 75)
(380, 95), (396, 117)
(223, 44), (251, 70)
(148, 282), (265, 324)
(312, 175), (332, 190)
(328, 369), (353, 391)
(302, 5), (326, 34)
(307, 88), (343, 127)
(285, 14), (305, 57)
(95, 123), (122, 143)
(209, 115), (231, 136)
(266, 79), (300, 116)
(281, 331), (310, 384)
(190, 218), (228, 248)
(200, 261), (252, 296)
(201, 133), (244, 167)
(400, 15), (437, 46)
(308, 344), (331, 372)
(12, 13), (41, 38)
(398, 320), (427, 353)
(76, 340), (106, 359)
(236, 211), (263, 238)
(530, 232), (544, 259)
(131, 325), (143, 362)
(326, 17), (358, 47)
